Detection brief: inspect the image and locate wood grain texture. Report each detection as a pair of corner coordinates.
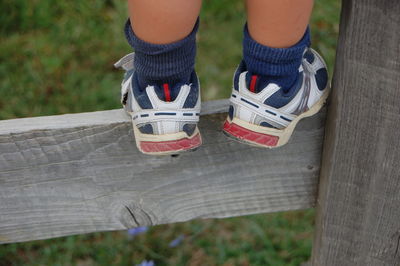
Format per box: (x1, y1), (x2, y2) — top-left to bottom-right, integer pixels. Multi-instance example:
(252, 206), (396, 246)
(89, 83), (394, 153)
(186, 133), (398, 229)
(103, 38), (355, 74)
(312, 1), (400, 265)
(0, 100), (326, 244)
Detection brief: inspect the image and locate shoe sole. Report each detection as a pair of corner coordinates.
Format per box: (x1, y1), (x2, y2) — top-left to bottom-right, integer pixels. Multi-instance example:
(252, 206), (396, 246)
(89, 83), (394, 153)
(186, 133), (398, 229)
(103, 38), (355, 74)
(132, 124), (202, 155)
(223, 85), (330, 148)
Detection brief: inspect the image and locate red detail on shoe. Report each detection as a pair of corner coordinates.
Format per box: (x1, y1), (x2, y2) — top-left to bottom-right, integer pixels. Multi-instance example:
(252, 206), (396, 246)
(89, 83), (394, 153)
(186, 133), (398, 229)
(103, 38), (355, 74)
(249, 75), (258, 93)
(140, 133), (201, 153)
(223, 120), (279, 147)
(163, 83), (171, 102)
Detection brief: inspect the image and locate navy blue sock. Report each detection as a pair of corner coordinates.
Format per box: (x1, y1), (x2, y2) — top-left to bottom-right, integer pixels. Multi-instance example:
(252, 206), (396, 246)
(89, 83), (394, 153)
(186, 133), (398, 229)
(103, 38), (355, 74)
(242, 24), (311, 92)
(124, 18), (199, 89)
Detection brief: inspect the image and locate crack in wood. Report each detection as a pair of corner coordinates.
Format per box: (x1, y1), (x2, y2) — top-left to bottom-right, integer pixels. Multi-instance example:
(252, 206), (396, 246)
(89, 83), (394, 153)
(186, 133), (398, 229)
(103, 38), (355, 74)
(124, 205), (139, 227)
(138, 208), (153, 226)
(395, 232), (400, 258)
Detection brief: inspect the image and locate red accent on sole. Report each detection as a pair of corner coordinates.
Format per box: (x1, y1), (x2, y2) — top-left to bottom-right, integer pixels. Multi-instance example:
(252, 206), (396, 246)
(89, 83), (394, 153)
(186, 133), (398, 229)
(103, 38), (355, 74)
(163, 83), (171, 102)
(140, 133), (201, 153)
(223, 120), (279, 147)
(249, 75), (258, 93)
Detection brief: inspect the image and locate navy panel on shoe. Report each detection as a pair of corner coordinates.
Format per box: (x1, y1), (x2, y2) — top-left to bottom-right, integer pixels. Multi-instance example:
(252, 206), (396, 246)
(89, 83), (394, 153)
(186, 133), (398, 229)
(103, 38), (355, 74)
(315, 68), (328, 91)
(169, 75), (191, 101)
(152, 75), (191, 102)
(182, 124), (196, 136)
(155, 112), (177, 116)
(152, 83), (165, 101)
(260, 121), (277, 129)
(151, 81), (182, 102)
(245, 72), (277, 94)
(264, 73), (304, 108)
(133, 72), (193, 104)
(304, 50), (315, 64)
(240, 98), (259, 108)
(131, 73), (153, 109)
(124, 69), (135, 83)
(183, 71), (199, 108)
(228, 105), (234, 120)
(138, 124), (154, 134)
(280, 116), (292, 122)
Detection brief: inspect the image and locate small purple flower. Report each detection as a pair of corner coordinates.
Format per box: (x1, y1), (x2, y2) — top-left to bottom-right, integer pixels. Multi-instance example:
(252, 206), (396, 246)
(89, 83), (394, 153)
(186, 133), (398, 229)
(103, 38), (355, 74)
(169, 234), (185, 248)
(127, 226), (148, 239)
(137, 260), (155, 266)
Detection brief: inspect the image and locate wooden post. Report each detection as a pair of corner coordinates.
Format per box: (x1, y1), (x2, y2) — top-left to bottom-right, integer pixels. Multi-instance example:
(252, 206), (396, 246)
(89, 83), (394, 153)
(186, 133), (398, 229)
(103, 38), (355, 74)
(312, 0), (400, 265)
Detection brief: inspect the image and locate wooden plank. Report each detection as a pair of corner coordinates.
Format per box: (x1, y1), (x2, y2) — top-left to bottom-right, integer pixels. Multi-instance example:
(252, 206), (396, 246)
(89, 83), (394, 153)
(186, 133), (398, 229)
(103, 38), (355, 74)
(0, 100), (326, 244)
(312, 1), (400, 265)
(0, 99), (229, 135)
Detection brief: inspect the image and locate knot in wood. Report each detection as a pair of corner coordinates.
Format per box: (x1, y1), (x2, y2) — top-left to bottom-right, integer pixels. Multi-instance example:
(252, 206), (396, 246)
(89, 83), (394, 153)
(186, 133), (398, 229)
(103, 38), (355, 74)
(120, 203), (154, 228)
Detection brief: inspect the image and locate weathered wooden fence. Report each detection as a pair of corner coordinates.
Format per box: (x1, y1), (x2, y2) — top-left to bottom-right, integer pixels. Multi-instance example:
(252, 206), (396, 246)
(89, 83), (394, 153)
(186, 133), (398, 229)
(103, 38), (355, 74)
(1, 0), (399, 265)
(0, 100), (325, 243)
(312, 1), (400, 265)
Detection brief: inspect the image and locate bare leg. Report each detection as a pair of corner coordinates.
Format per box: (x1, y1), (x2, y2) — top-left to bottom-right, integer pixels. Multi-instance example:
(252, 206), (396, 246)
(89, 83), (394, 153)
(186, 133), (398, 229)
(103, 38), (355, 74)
(128, 0), (202, 44)
(245, 0), (314, 48)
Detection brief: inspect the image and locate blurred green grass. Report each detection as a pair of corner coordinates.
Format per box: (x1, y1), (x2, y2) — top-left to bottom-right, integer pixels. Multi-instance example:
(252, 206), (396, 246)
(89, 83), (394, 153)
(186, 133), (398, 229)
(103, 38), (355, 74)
(0, 0), (340, 119)
(0, 211), (316, 266)
(0, 0), (340, 265)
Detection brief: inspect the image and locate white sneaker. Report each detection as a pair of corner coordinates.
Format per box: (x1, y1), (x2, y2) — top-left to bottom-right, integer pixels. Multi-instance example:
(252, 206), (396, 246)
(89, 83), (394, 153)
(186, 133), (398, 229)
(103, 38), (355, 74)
(115, 53), (202, 155)
(223, 48), (330, 148)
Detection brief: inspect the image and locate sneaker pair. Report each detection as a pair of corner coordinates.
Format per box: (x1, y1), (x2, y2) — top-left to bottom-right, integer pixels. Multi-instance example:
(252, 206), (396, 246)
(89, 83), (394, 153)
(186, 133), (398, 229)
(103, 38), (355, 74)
(114, 48), (329, 155)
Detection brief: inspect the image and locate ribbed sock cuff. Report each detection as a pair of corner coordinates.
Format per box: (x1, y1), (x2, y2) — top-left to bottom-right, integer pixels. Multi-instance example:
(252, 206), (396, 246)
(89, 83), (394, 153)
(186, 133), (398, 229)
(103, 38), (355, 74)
(124, 18), (199, 87)
(243, 23), (311, 78)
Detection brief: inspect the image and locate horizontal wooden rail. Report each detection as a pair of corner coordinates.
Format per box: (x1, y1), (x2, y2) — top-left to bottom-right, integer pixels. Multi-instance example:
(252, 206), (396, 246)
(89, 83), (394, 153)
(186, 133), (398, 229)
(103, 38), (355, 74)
(0, 99), (326, 244)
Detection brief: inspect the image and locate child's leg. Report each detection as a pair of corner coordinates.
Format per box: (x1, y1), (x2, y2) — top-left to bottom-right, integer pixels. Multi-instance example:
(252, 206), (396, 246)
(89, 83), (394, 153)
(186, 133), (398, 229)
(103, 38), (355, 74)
(245, 0), (313, 48)
(114, 0), (203, 155)
(241, 0), (313, 91)
(126, 0), (202, 89)
(223, 0), (329, 148)
(128, 0), (202, 44)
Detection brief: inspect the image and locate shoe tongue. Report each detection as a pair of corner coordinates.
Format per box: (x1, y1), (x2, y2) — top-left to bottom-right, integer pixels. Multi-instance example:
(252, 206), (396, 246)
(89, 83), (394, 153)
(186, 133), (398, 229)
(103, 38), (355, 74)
(245, 72), (273, 93)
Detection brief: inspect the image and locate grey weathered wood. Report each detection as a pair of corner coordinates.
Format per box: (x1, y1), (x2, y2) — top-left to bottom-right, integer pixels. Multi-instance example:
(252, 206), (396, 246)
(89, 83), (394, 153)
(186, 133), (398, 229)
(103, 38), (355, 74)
(0, 99), (229, 135)
(0, 99), (326, 244)
(312, 1), (400, 265)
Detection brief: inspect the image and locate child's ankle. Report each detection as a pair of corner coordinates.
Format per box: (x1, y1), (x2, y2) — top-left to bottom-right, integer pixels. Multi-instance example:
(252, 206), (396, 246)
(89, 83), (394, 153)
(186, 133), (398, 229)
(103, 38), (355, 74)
(124, 18), (199, 91)
(136, 73), (191, 90)
(243, 24), (310, 92)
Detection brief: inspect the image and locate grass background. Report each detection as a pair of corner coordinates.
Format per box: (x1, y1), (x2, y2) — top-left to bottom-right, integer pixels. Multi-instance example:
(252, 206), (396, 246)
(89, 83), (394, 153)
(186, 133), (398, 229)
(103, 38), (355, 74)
(0, 0), (340, 265)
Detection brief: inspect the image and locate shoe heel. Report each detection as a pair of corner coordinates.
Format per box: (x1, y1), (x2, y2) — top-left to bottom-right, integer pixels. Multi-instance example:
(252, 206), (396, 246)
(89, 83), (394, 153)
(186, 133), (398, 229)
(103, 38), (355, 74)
(133, 126), (202, 155)
(138, 133), (202, 155)
(223, 119), (279, 148)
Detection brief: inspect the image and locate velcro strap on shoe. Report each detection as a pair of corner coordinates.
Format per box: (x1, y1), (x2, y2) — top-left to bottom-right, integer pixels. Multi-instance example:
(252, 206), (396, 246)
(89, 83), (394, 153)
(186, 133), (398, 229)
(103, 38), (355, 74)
(114, 52), (135, 71)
